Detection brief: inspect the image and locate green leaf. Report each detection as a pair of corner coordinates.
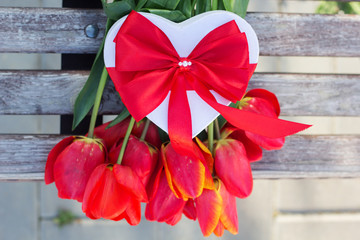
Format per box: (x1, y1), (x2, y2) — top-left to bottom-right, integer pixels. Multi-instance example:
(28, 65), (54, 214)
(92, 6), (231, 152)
(144, 0), (181, 10)
(217, 0), (225, 10)
(72, 19), (114, 130)
(106, 108), (130, 129)
(195, 0), (211, 15)
(176, 0), (192, 18)
(144, 9), (187, 22)
(222, 0), (249, 18)
(102, 0), (134, 20)
(135, 0), (148, 11)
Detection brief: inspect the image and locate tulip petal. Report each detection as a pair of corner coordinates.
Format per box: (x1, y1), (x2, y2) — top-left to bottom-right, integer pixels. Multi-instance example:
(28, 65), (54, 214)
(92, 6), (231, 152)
(183, 199), (197, 220)
(195, 138), (215, 190)
(163, 143), (205, 199)
(113, 165), (148, 202)
(144, 121), (162, 149)
(123, 198), (142, 225)
(245, 88), (280, 116)
(146, 154), (164, 202)
(82, 164), (107, 217)
(219, 181), (238, 235)
(145, 171), (186, 222)
(196, 188), (223, 237)
(165, 211), (183, 226)
(228, 128), (263, 162)
(121, 136), (158, 186)
(245, 131), (285, 150)
(213, 221), (225, 237)
(45, 136), (75, 184)
(215, 139), (253, 198)
(54, 138), (105, 202)
(82, 164), (131, 220)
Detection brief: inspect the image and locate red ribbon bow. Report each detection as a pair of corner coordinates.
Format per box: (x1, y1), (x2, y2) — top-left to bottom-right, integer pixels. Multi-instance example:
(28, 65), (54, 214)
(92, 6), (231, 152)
(107, 11), (310, 157)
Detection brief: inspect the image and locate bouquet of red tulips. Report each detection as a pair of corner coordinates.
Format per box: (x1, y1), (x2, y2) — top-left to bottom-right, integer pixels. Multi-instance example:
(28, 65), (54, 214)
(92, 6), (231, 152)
(45, 89), (308, 236)
(45, 1), (310, 237)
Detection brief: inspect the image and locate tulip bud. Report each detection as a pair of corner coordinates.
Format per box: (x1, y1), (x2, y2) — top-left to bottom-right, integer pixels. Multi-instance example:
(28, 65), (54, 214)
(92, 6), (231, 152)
(45, 136), (106, 202)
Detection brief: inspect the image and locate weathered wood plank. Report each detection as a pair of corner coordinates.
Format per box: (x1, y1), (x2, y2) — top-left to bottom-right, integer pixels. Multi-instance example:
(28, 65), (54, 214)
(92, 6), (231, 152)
(0, 8), (359, 56)
(0, 135), (358, 180)
(0, 70), (359, 116)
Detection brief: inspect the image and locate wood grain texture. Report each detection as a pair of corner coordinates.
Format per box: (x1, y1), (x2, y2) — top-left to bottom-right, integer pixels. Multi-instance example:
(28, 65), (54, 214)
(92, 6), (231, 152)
(0, 135), (358, 180)
(0, 8), (359, 56)
(0, 70), (358, 116)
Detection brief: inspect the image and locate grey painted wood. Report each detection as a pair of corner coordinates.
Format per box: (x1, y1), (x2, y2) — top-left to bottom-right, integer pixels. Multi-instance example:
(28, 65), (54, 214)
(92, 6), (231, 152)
(0, 135), (358, 180)
(0, 8), (359, 56)
(0, 70), (358, 116)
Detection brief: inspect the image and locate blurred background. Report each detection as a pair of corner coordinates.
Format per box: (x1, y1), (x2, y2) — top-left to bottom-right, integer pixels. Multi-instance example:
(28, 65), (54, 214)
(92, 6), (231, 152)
(0, 0), (359, 239)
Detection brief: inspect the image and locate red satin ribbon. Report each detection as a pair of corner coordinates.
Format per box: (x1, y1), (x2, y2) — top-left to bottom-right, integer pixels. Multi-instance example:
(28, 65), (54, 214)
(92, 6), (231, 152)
(107, 11), (310, 157)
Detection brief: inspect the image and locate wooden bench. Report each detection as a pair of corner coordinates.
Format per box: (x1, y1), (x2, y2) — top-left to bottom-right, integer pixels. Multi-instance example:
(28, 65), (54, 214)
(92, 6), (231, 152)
(0, 3), (359, 181)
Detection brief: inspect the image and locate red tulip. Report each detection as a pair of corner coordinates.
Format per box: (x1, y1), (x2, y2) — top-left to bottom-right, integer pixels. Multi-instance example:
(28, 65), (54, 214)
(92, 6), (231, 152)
(82, 163), (148, 224)
(108, 135), (159, 195)
(196, 178), (238, 237)
(145, 171), (186, 225)
(45, 136), (106, 202)
(93, 117), (161, 149)
(214, 139), (253, 198)
(161, 138), (214, 200)
(237, 89), (285, 150)
(221, 126), (262, 162)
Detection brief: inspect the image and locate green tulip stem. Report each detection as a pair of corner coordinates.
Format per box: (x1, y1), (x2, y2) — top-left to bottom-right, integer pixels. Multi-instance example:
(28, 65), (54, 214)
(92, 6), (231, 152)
(87, 67), (108, 139)
(208, 122), (214, 156)
(117, 117), (136, 165)
(214, 119), (221, 140)
(140, 118), (151, 141)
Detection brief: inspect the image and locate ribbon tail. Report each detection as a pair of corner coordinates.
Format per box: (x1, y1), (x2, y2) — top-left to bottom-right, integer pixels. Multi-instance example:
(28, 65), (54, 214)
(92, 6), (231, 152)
(168, 73), (201, 159)
(193, 81), (311, 138)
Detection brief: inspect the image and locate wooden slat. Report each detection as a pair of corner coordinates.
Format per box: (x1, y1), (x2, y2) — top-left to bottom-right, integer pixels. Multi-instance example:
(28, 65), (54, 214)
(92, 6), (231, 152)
(0, 8), (359, 56)
(0, 70), (359, 116)
(0, 135), (358, 180)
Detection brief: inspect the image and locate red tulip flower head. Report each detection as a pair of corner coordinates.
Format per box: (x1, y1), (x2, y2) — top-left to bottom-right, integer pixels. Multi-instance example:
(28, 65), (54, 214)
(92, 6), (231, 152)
(82, 163), (148, 224)
(45, 136), (106, 202)
(214, 138), (253, 198)
(196, 178), (238, 237)
(161, 138), (214, 200)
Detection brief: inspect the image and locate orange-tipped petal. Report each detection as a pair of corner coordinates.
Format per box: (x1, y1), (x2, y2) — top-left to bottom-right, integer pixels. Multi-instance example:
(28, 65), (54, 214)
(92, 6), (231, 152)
(113, 164), (148, 203)
(215, 139), (253, 198)
(213, 221), (225, 237)
(54, 137), (105, 202)
(45, 136), (75, 184)
(195, 138), (214, 174)
(82, 164), (131, 220)
(195, 138), (215, 190)
(145, 171), (186, 222)
(162, 143), (205, 199)
(196, 188), (223, 237)
(218, 181), (238, 235)
(183, 199), (197, 220)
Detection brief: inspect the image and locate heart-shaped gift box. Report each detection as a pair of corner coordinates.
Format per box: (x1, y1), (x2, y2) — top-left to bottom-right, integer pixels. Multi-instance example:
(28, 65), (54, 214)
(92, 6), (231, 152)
(104, 10), (259, 137)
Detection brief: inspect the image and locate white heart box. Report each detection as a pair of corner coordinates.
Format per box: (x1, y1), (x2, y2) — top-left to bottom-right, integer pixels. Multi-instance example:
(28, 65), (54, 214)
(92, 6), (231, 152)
(104, 10), (259, 137)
